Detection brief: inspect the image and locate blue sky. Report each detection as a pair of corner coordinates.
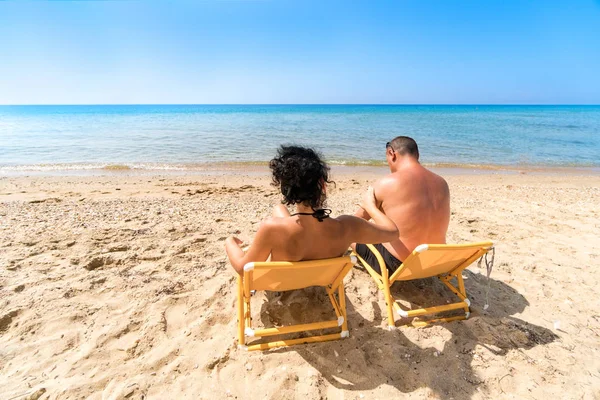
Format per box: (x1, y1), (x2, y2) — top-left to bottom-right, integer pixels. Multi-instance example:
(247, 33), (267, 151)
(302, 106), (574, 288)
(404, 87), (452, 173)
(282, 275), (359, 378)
(1, 1), (599, 104)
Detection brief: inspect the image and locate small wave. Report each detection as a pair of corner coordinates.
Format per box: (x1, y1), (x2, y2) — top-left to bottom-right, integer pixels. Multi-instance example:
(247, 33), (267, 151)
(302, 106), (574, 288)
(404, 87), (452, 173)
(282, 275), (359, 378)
(102, 164), (131, 170)
(0, 163), (194, 172)
(0, 163), (104, 172)
(326, 159), (387, 167)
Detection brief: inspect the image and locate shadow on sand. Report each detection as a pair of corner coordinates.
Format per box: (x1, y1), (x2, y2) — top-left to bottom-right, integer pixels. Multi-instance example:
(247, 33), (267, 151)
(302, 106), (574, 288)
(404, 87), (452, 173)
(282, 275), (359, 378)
(252, 269), (558, 398)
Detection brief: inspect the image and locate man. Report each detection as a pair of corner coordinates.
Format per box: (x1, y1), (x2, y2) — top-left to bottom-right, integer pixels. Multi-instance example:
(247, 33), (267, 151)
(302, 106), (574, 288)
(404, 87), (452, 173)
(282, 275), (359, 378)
(353, 136), (450, 274)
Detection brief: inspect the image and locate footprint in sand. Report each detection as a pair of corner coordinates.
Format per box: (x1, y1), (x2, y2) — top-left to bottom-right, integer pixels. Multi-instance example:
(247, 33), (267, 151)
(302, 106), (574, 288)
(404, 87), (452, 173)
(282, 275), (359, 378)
(163, 301), (189, 339)
(0, 309), (21, 332)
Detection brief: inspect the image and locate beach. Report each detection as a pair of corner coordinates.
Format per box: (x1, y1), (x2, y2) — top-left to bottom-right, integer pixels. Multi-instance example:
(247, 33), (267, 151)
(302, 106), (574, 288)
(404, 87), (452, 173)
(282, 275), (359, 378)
(1, 168), (599, 399)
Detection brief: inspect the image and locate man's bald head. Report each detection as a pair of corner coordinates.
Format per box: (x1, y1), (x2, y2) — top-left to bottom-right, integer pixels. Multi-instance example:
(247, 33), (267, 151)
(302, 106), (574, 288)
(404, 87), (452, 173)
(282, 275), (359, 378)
(387, 136), (419, 160)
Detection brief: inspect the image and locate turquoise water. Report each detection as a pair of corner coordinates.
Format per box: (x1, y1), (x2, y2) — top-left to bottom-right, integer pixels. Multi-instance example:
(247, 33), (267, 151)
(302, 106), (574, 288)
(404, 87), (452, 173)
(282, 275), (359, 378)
(0, 105), (599, 171)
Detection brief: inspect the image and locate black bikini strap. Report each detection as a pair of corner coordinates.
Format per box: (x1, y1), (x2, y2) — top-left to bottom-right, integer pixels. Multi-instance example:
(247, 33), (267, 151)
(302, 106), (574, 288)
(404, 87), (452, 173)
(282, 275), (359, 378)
(290, 208), (332, 222)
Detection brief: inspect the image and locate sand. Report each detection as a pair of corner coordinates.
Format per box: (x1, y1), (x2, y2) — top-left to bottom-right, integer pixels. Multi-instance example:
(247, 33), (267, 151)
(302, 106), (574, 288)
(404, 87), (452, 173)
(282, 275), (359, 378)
(1, 169), (599, 399)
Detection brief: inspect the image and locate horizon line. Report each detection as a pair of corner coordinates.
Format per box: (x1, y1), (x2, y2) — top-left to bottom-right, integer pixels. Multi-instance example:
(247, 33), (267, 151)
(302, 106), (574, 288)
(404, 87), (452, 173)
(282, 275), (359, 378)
(1, 103), (599, 107)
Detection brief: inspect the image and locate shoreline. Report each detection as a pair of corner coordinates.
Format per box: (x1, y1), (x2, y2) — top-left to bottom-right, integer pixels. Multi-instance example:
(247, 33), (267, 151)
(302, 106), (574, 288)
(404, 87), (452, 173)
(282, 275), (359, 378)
(1, 162), (600, 177)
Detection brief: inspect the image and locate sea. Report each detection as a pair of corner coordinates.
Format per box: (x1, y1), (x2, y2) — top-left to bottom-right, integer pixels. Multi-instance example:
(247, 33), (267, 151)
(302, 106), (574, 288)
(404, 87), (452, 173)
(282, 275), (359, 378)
(1, 105), (599, 173)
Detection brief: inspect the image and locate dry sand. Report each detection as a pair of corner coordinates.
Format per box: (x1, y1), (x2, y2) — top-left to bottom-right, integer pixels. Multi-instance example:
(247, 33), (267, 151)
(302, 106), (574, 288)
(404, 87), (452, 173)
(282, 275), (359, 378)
(1, 168), (599, 399)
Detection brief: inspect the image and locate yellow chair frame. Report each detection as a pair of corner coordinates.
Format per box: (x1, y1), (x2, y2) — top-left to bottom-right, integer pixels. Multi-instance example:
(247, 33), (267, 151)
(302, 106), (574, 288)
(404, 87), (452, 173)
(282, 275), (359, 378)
(353, 242), (493, 328)
(237, 255), (356, 351)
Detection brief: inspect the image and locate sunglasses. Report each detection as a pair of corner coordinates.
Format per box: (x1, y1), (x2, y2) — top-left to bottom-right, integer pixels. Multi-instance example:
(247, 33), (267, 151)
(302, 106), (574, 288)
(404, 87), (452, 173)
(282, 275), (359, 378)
(386, 142), (394, 151)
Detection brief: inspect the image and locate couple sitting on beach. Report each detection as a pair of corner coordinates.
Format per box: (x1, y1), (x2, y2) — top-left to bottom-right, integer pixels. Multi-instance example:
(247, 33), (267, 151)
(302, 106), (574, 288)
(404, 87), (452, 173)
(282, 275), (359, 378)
(225, 136), (450, 276)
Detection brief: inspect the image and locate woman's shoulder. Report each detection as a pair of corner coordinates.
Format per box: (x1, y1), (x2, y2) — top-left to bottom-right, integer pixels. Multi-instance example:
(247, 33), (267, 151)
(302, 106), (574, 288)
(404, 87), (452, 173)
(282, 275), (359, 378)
(331, 214), (363, 235)
(258, 215), (298, 233)
(334, 214), (362, 224)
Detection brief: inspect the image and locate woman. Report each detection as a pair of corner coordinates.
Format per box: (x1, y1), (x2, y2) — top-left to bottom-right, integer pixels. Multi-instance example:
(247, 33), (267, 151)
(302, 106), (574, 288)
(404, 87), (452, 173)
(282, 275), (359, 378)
(225, 145), (398, 274)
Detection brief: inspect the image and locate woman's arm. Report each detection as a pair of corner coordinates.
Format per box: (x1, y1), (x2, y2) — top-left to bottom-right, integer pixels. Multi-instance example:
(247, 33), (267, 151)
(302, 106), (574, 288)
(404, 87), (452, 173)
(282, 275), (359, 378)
(354, 205), (371, 220)
(225, 221), (274, 275)
(340, 187), (398, 244)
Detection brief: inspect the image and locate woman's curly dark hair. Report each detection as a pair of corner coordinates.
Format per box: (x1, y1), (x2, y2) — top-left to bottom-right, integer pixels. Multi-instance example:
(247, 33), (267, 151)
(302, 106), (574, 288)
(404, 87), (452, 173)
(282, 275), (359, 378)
(269, 145), (332, 209)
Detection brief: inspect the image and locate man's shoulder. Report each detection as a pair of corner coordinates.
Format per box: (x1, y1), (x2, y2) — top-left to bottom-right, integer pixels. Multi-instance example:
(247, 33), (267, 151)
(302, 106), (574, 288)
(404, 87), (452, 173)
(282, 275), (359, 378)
(381, 166), (448, 189)
(422, 168), (450, 198)
(374, 174), (399, 190)
(370, 174), (403, 201)
(427, 168), (449, 189)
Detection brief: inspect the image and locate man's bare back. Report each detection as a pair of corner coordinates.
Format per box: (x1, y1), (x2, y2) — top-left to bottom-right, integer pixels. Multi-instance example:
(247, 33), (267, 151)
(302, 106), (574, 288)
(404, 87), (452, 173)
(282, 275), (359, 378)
(355, 137), (450, 263)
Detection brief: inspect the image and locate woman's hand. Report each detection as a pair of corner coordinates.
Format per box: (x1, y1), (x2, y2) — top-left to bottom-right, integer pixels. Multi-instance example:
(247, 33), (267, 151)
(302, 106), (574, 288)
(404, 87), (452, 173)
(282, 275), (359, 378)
(230, 237), (244, 246)
(227, 237), (250, 252)
(342, 185), (397, 245)
(360, 186), (378, 212)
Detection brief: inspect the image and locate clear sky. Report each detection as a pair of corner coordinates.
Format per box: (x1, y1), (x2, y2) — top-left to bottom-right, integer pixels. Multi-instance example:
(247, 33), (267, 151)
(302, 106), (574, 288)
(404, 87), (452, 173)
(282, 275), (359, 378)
(1, 0), (599, 105)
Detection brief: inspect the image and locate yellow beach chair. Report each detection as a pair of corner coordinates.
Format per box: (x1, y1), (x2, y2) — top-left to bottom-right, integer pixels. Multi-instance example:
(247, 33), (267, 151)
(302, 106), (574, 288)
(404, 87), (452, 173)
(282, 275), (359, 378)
(354, 241), (493, 328)
(237, 255), (356, 351)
